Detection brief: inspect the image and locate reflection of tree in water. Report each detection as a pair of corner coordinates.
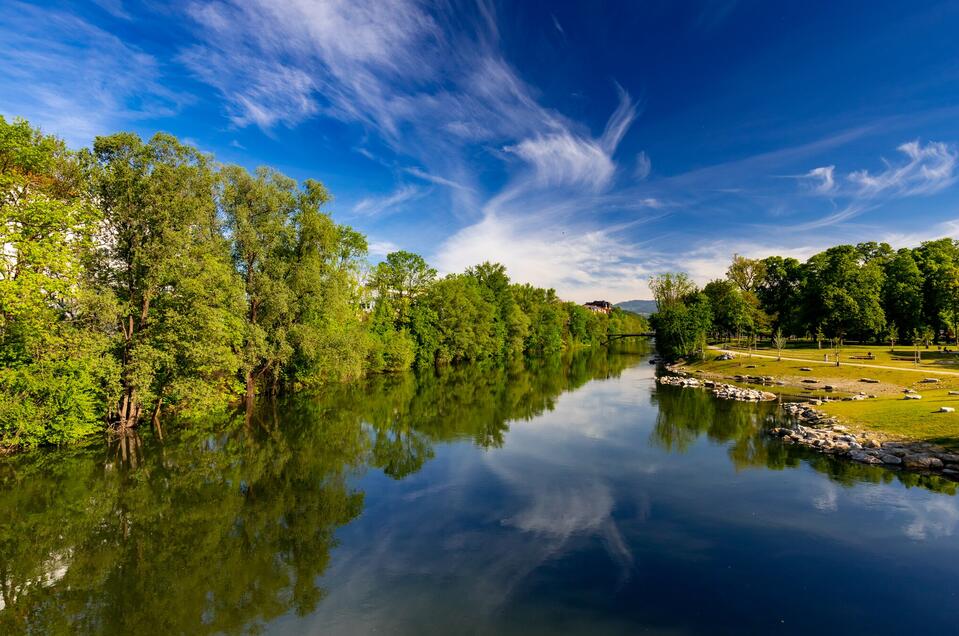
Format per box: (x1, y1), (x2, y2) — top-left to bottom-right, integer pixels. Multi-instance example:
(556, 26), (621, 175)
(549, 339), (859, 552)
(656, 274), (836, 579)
(650, 384), (958, 496)
(0, 343), (646, 633)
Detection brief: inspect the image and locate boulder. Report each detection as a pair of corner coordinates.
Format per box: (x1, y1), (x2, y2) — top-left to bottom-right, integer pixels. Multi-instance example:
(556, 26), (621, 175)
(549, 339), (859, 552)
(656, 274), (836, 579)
(859, 378), (880, 383)
(937, 407), (955, 413)
(799, 367), (813, 371)
(849, 450), (882, 464)
(880, 454), (902, 465)
(904, 394), (923, 400)
(920, 378), (940, 383)
(901, 454), (944, 470)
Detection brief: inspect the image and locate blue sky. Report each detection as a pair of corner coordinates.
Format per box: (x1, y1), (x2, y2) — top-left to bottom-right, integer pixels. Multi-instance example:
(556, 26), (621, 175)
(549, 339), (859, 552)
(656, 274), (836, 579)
(2, 1), (959, 301)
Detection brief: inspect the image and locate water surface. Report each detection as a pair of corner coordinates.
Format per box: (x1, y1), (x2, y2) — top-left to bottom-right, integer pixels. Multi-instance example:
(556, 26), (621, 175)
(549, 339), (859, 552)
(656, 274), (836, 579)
(2, 343), (958, 634)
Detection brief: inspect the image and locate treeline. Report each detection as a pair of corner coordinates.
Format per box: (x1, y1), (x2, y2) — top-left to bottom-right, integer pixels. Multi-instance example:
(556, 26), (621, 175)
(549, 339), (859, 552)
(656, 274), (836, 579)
(651, 242), (959, 359)
(0, 116), (647, 449)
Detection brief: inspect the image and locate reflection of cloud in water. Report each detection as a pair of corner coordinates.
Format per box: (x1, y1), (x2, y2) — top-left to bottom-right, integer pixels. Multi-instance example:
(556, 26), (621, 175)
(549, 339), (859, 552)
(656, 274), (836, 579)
(813, 481), (839, 512)
(902, 498), (959, 541)
(298, 381), (648, 634)
(846, 484), (959, 541)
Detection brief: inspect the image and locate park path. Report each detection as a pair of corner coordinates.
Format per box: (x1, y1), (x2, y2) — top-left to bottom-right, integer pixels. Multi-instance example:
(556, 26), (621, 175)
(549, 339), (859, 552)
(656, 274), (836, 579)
(707, 347), (959, 377)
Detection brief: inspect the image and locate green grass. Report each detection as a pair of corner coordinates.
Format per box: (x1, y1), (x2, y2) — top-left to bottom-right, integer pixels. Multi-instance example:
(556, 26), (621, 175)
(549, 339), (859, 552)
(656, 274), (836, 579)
(821, 392), (959, 449)
(719, 341), (959, 371)
(681, 343), (959, 449)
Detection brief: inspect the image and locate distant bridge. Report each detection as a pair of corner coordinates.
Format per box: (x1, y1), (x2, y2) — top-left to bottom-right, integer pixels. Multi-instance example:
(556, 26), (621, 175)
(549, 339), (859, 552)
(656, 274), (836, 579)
(603, 332), (654, 345)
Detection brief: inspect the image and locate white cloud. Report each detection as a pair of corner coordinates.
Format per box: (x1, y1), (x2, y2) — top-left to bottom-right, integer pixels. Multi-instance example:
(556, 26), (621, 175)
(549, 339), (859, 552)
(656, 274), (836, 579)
(0, 2), (183, 145)
(848, 140), (957, 196)
(804, 165), (835, 193)
(435, 212), (655, 302)
(352, 184), (423, 216)
(404, 167), (473, 192)
(367, 238), (400, 255)
(504, 133), (615, 190)
(635, 151), (652, 180)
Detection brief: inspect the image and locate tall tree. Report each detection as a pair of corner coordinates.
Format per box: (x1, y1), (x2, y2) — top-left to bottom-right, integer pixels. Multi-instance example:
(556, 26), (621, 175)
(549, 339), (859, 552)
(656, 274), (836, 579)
(726, 254), (766, 292)
(915, 238), (959, 342)
(803, 245), (885, 341)
(882, 248), (924, 339)
(0, 117), (116, 447)
(91, 132), (242, 431)
(465, 262), (529, 355)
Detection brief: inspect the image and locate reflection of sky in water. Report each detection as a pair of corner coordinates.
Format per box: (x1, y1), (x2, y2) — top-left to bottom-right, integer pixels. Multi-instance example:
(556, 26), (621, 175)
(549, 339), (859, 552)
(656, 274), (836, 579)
(279, 363), (959, 635)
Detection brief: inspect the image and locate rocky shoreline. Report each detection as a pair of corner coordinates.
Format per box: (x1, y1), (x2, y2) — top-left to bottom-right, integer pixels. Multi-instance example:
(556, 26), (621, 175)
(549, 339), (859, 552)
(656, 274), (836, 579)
(657, 373), (777, 401)
(656, 367), (959, 480)
(772, 403), (959, 479)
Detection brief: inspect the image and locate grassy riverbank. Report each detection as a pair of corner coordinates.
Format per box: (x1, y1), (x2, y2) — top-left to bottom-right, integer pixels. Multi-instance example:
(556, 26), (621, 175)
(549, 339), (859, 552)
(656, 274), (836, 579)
(675, 343), (959, 449)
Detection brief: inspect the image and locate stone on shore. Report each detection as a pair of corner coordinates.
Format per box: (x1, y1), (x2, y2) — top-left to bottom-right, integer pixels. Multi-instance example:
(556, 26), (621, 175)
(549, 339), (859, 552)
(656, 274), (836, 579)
(901, 454), (944, 470)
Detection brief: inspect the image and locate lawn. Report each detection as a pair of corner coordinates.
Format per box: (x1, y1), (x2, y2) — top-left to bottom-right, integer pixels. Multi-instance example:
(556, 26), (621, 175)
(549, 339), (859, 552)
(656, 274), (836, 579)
(679, 343), (959, 449)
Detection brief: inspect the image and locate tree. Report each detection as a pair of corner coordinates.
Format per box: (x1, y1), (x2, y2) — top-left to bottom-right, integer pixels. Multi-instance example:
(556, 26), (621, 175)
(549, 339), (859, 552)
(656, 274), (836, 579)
(756, 256), (804, 334)
(882, 248), (923, 338)
(371, 250), (437, 326)
(915, 238), (959, 342)
(772, 328), (787, 361)
(220, 165), (298, 400)
(887, 323), (898, 351)
(803, 245), (885, 342)
(466, 262), (528, 354)
(702, 279), (749, 342)
(90, 132), (243, 431)
(0, 117), (117, 447)
(649, 272), (696, 310)
(726, 254), (766, 292)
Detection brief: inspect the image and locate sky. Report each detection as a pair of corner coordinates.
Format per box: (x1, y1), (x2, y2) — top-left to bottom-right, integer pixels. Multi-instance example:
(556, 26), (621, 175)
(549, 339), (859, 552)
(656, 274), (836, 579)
(2, 0), (959, 302)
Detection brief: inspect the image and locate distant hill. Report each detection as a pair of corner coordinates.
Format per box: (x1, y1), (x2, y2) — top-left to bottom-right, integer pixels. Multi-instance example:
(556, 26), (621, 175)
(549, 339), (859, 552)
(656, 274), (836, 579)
(615, 299), (657, 315)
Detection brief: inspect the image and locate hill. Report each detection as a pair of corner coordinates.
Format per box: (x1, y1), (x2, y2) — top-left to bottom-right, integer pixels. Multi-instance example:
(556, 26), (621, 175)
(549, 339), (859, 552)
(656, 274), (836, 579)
(615, 299), (657, 315)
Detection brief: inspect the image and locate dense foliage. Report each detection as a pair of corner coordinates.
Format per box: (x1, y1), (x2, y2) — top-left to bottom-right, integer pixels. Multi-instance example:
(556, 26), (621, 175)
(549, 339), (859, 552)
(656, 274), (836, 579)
(651, 241), (959, 359)
(0, 117), (647, 450)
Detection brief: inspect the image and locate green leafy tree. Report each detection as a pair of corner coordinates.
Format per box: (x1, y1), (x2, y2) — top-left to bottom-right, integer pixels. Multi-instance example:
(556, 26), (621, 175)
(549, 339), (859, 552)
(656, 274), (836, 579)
(0, 117), (117, 447)
(90, 132), (243, 431)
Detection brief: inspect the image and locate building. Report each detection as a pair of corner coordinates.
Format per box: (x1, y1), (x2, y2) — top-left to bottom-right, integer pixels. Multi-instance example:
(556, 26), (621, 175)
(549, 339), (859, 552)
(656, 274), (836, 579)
(584, 300), (612, 315)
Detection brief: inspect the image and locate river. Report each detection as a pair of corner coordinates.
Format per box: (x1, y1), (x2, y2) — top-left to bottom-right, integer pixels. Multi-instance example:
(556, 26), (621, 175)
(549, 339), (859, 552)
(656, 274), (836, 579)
(1, 342), (957, 634)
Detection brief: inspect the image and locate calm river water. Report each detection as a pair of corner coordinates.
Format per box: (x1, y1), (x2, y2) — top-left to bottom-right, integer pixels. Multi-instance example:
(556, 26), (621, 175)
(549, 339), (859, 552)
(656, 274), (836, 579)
(2, 342), (958, 634)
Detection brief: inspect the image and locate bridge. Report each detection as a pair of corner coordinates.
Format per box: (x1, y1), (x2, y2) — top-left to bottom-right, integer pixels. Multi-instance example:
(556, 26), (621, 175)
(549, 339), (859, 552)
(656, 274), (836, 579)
(603, 332), (654, 344)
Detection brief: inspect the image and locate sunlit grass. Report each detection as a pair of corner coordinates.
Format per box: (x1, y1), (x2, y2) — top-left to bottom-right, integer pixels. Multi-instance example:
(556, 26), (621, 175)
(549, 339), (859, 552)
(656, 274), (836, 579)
(683, 343), (959, 449)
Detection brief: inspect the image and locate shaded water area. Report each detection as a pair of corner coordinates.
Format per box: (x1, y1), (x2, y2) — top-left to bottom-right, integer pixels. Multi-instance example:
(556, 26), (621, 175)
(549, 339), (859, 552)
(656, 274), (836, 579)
(2, 341), (958, 634)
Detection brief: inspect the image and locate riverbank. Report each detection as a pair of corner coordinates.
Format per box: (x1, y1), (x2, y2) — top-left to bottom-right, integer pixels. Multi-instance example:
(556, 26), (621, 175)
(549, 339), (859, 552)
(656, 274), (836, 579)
(658, 360), (959, 480)
(669, 348), (959, 450)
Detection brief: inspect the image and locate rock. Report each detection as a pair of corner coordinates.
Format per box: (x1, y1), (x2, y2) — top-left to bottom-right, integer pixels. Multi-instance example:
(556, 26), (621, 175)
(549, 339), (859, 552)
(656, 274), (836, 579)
(904, 394), (923, 400)
(904, 388), (916, 393)
(849, 450), (882, 464)
(901, 454), (944, 470)
(799, 367), (813, 371)
(801, 379), (818, 384)
(823, 385), (835, 391)
(745, 364), (757, 369)
(949, 391), (959, 396)
(937, 407), (955, 413)
(920, 378), (940, 383)
(716, 352), (735, 361)
(859, 378), (880, 383)
(936, 453), (959, 463)
(880, 454), (903, 465)
(864, 439), (881, 449)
